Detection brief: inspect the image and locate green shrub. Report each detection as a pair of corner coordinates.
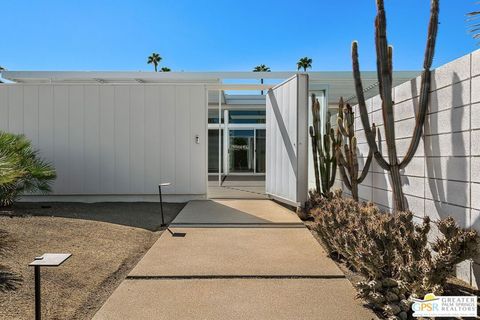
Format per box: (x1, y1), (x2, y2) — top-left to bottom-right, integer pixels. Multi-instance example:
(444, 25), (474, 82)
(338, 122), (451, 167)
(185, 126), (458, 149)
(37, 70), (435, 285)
(310, 190), (479, 318)
(0, 132), (56, 207)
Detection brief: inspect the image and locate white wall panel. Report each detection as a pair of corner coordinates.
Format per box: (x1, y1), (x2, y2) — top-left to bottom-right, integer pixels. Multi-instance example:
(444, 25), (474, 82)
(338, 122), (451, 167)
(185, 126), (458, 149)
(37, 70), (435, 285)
(53, 86), (69, 192)
(68, 85), (85, 193)
(84, 85), (100, 194)
(347, 49), (480, 287)
(0, 83), (207, 200)
(129, 85), (145, 194)
(266, 74), (308, 205)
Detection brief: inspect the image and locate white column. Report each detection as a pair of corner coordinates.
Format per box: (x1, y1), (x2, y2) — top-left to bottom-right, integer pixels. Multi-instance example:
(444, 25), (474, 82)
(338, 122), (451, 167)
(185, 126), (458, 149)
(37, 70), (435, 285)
(218, 89), (222, 186)
(223, 109), (229, 176)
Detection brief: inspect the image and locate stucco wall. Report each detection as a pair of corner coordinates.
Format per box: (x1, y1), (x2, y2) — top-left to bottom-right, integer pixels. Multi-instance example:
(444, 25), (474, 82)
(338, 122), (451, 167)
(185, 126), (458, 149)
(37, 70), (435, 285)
(0, 83), (207, 202)
(339, 49), (480, 287)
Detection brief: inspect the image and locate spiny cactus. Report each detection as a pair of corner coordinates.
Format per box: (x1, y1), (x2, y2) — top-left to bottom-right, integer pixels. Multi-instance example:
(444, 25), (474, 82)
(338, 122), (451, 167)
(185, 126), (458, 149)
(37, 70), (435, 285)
(310, 192), (479, 318)
(335, 97), (375, 201)
(309, 94), (340, 197)
(352, 0), (439, 211)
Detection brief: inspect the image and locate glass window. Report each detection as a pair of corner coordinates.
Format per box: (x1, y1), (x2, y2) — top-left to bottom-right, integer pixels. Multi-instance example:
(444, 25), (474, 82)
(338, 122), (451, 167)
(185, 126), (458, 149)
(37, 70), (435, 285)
(255, 129), (266, 173)
(208, 110), (224, 124)
(208, 129), (223, 173)
(229, 110), (266, 124)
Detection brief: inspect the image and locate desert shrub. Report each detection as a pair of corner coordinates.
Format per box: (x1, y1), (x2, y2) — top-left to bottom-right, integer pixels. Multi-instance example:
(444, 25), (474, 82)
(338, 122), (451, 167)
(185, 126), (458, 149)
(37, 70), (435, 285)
(310, 190), (479, 318)
(0, 132), (56, 207)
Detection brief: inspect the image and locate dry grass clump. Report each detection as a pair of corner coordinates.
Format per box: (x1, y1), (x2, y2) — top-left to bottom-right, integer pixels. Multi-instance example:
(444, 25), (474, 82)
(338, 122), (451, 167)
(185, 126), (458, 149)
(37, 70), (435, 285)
(309, 190), (479, 319)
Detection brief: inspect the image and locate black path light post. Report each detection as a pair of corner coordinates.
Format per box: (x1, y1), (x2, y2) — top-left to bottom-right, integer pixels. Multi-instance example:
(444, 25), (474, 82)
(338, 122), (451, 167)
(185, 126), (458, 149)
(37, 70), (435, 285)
(158, 183), (171, 227)
(29, 253), (71, 320)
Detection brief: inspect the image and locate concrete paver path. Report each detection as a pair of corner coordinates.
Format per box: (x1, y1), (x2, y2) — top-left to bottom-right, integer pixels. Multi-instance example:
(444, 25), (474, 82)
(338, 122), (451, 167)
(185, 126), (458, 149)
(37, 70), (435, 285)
(93, 200), (376, 320)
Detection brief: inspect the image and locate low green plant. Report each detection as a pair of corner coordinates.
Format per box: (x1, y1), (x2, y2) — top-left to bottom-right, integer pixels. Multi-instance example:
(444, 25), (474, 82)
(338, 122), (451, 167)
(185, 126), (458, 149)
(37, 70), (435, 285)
(310, 191), (479, 319)
(0, 132), (56, 207)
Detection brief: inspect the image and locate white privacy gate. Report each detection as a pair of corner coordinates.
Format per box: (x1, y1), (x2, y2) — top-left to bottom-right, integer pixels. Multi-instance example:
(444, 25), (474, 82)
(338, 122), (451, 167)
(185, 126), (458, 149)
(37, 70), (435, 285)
(265, 74), (309, 206)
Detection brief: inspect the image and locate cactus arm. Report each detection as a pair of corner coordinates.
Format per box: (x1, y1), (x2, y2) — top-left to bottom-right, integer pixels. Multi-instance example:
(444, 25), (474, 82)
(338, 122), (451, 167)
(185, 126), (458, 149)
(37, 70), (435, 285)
(399, 0), (439, 169)
(358, 124), (377, 183)
(309, 127), (321, 193)
(338, 162), (352, 191)
(352, 137), (359, 178)
(329, 156), (337, 188)
(336, 147), (348, 168)
(358, 150), (374, 184)
(375, 0), (399, 170)
(352, 41), (390, 170)
(337, 117), (349, 137)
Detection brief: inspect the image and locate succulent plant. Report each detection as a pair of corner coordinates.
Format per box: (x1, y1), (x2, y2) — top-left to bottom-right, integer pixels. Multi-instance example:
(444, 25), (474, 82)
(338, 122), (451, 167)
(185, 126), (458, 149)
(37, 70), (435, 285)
(310, 192), (479, 318)
(351, 0), (439, 211)
(309, 94), (340, 197)
(335, 97), (375, 201)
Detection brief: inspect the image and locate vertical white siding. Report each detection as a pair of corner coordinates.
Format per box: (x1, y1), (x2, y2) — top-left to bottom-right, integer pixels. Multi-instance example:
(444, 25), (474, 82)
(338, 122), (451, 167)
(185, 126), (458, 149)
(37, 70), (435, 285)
(0, 83), (207, 199)
(266, 74), (308, 205)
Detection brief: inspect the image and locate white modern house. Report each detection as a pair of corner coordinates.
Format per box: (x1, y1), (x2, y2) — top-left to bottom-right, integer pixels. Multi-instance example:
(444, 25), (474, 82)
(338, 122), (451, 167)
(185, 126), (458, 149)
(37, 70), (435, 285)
(0, 70), (417, 206)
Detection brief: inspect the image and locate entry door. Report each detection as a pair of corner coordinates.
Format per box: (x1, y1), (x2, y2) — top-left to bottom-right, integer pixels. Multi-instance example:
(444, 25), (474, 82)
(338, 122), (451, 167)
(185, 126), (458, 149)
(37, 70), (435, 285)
(265, 74), (309, 206)
(229, 129), (254, 173)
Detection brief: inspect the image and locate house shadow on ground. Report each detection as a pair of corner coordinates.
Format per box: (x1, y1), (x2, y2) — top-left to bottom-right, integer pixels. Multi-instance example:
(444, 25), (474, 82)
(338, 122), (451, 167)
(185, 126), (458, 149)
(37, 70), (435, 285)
(4, 202), (187, 232)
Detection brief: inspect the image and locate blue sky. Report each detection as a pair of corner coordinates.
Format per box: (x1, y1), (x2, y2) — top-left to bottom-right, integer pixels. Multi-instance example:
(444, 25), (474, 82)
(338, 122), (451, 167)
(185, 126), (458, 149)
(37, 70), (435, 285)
(1, 0), (478, 72)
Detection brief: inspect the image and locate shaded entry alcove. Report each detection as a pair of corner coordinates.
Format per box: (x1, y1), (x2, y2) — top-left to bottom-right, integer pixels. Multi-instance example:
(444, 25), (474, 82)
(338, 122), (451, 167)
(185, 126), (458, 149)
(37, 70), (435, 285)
(207, 74), (309, 206)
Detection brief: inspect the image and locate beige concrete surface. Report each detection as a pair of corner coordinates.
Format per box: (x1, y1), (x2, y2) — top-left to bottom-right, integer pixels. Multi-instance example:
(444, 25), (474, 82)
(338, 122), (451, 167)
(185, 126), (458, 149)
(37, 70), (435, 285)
(208, 185), (267, 199)
(208, 175), (266, 199)
(171, 200), (300, 225)
(93, 199), (377, 320)
(93, 279), (375, 320)
(129, 227), (343, 276)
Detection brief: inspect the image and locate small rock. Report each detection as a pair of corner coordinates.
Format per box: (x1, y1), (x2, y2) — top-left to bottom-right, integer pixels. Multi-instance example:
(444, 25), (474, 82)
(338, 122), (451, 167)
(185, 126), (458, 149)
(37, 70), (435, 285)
(398, 311), (408, 320)
(368, 292), (385, 304)
(382, 278), (399, 288)
(391, 287), (400, 295)
(386, 291), (399, 302)
(408, 293), (419, 301)
(398, 293), (406, 301)
(368, 280), (382, 290)
(399, 299), (411, 312)
(385, 303), (401, 315)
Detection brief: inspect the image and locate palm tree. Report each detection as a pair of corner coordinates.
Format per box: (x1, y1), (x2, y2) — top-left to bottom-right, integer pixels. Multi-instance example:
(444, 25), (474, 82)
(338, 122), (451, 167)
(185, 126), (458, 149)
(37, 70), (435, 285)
(253, 64), (271, 95)
(467, 9), (480, 42)
(297, 57), (312, 72)
(161, 67), (171, 72)
(147, 53), (162, 72)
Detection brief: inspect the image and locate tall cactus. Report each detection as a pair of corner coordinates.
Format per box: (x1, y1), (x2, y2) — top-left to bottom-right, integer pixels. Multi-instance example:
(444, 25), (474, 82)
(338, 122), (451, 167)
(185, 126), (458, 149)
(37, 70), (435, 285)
(336, 97), (376, 201)
(309, 94), (339, 197)
(352, 0), (439, 211)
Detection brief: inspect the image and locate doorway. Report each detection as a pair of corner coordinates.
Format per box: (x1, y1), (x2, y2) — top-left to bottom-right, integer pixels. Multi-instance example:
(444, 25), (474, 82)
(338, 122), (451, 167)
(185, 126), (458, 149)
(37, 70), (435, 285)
(228, 128), (265, 174)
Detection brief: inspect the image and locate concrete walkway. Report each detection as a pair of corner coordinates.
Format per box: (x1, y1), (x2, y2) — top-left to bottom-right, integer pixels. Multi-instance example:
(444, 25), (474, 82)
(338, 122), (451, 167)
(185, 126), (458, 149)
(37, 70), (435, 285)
(93, 200), (376, 320)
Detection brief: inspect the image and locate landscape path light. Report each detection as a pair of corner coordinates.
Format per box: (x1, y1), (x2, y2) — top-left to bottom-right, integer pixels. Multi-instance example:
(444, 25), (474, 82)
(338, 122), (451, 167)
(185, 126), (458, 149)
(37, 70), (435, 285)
(29, 253), (72, 320)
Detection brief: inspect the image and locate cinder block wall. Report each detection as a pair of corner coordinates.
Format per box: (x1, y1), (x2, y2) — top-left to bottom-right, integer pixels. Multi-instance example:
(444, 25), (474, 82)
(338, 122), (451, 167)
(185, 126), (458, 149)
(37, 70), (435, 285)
(340, 49), (480, 287)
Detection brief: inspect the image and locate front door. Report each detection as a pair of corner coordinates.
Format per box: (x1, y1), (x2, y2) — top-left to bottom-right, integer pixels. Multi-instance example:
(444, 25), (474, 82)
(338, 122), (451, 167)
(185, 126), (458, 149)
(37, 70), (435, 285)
(229, 129), (254, 173)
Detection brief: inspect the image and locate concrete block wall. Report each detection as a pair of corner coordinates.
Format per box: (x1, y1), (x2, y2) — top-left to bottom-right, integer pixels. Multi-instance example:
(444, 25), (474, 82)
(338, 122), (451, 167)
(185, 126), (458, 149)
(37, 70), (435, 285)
(338, 50), (480, 287)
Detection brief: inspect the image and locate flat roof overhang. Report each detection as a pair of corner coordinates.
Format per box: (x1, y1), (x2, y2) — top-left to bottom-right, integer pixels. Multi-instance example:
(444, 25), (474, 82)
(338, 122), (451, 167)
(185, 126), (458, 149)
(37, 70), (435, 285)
(0, 70), (420, 105)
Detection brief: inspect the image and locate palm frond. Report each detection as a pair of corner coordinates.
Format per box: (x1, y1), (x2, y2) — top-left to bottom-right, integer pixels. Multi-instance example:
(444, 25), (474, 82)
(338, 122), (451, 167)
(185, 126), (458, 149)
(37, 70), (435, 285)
(467, 5), (480, 43)
(253, 64), (271, 72)
(0, 131), (56, 207)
